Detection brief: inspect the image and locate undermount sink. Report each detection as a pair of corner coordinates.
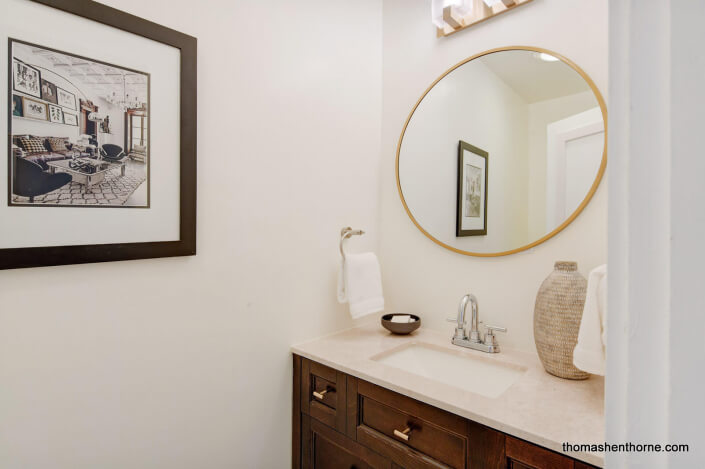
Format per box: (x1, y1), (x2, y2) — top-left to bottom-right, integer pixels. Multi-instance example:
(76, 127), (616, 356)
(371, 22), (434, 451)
(371, 342), (526, 398)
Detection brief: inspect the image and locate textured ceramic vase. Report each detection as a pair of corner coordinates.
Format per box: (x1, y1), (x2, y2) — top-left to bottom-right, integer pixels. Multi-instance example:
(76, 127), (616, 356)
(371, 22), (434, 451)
(533, 261), (589, 380)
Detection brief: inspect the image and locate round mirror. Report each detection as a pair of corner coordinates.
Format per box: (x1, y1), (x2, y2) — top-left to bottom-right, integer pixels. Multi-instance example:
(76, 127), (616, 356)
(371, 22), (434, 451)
(397, 47), (606, 257)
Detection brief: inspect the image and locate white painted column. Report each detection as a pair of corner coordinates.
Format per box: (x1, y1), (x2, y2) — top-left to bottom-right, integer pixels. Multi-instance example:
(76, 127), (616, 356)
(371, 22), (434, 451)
(607, 1), (705, 467)
(668, 1), (705, 467)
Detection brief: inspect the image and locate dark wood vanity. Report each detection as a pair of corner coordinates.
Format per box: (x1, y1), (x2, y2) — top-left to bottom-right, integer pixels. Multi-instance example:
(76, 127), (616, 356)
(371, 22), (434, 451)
(293, 355), (599, 469)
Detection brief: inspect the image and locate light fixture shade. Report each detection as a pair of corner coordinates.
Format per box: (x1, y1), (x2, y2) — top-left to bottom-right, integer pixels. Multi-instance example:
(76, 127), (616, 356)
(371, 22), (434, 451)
(537, 52), (560, 62)
(432, 0), (472, 28)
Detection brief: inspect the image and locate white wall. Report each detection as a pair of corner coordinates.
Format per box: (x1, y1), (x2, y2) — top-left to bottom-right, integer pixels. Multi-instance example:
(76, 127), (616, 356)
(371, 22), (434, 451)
(399, 59), (529, 253)
(0, 1), (382, 468)
(607, 1), (705, 467)
(379, 0), (608, 354)
(97, 97), (125, 147)
(12, 115), (79, 141)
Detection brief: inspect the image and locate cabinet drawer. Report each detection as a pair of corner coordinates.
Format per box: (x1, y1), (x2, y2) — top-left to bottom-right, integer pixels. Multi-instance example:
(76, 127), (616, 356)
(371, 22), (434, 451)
(301, 358), (347, 432)
(353, 380), (467, 469)
(302, 415), (391, 469)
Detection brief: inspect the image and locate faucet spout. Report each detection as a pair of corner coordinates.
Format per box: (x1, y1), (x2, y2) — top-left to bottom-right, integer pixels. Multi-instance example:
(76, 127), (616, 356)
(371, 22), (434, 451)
(449, 293), (506, 353)
(462, 294), (481, 343)
(447, 294), (479, 341)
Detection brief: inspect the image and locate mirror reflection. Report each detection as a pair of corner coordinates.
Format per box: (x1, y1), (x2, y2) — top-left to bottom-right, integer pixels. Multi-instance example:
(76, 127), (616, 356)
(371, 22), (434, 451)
(398, 49), (606, 256)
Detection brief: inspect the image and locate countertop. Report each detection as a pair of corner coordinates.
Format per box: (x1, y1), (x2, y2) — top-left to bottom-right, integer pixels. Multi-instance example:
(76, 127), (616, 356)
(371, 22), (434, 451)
(291, 323), (604, 467)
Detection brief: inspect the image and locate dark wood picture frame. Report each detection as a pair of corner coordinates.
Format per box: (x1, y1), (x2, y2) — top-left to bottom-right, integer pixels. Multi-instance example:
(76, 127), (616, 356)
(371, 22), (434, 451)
(40, 78), (58, 104)
(2, 0), (197, 270)
(456, 140), (488, 237)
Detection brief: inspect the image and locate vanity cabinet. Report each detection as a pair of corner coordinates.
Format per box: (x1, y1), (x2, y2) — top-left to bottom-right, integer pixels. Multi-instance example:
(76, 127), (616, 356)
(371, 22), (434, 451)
(294, 355), (599, 469)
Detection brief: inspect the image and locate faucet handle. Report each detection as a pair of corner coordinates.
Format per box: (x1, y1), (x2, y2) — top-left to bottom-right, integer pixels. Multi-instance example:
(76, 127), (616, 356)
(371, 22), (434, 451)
(484, 325), (506, 347)
(447, 317), (467, 340)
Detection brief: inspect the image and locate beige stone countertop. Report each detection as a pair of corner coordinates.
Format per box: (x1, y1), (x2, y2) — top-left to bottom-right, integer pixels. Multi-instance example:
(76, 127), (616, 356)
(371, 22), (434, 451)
(291, 323), (604, 467)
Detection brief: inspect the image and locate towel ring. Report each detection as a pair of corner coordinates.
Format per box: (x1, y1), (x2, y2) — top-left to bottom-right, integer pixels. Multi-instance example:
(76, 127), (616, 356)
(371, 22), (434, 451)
(340, 227), (364, 262)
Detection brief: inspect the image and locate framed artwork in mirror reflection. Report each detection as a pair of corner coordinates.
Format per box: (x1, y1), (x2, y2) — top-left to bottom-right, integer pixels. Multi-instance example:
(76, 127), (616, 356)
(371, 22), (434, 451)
(456, 140), (488, 237)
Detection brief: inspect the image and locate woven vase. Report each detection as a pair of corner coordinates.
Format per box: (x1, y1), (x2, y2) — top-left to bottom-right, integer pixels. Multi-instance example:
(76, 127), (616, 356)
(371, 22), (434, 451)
(533, 261), (589, 380)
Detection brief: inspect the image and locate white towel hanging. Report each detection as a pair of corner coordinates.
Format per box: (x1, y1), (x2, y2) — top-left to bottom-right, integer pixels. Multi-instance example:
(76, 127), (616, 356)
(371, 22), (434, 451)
(338, 252), (385, 319)
(573, 264), (607, 375)
(337, 227), (385, 319)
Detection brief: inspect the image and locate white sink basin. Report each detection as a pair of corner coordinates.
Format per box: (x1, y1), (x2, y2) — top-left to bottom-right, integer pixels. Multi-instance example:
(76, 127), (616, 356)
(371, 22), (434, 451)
(371, 342), (526, 398)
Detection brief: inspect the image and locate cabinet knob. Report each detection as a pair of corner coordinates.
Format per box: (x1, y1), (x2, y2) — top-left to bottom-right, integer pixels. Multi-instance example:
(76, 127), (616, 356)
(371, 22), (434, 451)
(312, 388), (329, 400)
(393, 426), (412, 441)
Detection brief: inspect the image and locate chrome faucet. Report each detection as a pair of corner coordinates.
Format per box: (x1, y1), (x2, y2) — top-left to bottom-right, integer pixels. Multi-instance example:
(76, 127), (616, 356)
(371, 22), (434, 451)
(447, 294), (506, 353)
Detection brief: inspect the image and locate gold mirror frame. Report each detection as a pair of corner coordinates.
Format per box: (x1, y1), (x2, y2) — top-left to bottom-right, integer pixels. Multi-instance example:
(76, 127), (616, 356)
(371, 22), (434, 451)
(395, 46), (608, 257)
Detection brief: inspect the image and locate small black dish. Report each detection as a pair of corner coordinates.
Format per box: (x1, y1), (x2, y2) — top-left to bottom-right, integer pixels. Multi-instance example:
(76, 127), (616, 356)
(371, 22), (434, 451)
(381, 313), (421, 335)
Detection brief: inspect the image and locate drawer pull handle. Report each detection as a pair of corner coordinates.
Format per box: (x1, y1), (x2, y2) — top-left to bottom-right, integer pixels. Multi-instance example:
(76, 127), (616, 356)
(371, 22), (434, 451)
(312, 389), (329, 400)
(393, 427), (412, 441)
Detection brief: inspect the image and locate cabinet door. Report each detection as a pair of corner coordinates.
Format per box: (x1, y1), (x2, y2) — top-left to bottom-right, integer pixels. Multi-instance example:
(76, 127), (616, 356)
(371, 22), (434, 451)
(505, 436), (574, 469)
(508, 461), (538, 469)
(467, 420), (505, 469)
(302, 415), (391, 469)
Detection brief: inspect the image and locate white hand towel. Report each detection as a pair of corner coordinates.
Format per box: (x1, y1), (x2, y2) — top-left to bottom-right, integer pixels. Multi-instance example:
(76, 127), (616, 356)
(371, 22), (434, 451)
(573, 264), (607, 375)
(337, 252), (385, 319)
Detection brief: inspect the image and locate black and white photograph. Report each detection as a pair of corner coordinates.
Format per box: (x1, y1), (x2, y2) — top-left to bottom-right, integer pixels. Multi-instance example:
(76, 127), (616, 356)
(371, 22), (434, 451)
(41, 78), (57, 103)
(9, 39), (150, 208)
(12, 58), (41, 98)
(456, 140), (488, 236)
(56, 86), (76, 110)
(48, 103), (63, 123)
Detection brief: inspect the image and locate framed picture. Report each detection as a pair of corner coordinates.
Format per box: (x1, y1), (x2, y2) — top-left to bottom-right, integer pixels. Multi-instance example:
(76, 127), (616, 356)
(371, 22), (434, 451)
(48, 103), (63, 123)
(11, 39), (150, 210)
(456, 140), (488, 237)
(41, 78), (57, 104)
(21, 96), (48, 120)
(63, 112), (78, 126)
(56, 86), (76, 110)
(12, 58), (41, 98)
(12, 94), (23, 117)
(2, 0), (197, 270)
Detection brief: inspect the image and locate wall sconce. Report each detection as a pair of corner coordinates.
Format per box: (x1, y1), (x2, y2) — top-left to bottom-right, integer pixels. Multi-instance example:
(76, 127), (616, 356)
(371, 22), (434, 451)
(432, 0), (473, 29)
(535, 52), (560, 62)
(433, 0), (534, 37)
